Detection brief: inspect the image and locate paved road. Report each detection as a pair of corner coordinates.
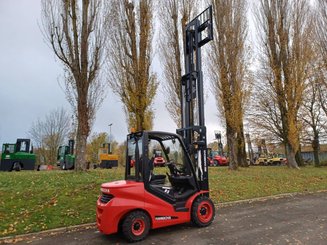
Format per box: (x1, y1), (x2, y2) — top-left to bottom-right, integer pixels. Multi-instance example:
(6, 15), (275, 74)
(9, 192), (327, 245)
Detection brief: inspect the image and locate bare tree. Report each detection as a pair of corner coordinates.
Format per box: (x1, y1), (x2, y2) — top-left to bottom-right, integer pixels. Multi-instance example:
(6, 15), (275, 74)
(208, 0), (249, 169)
(315, 0), (327, 119)
(29, 108), (71, 165)
(158, 0), (197, 127)
(316, 0), (327, 70)
(116, 141), (127, 167)
(300, 76), (327, 167)
(318, 77), (327, 120)
(254, 0), (314, 168)
(86, 132), (107, 164)
(41, 0), (108, 170)
(107, 0), (157, 131)
(248, 73), (284, 146)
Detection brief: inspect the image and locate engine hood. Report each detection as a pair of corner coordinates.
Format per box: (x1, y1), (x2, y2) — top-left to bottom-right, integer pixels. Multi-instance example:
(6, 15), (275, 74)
(101, 180), (142, 190)
(100, 180), (144, 200)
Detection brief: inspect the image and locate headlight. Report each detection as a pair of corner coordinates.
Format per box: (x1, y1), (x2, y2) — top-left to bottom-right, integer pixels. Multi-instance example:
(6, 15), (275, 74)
(100, 187), (110, 194)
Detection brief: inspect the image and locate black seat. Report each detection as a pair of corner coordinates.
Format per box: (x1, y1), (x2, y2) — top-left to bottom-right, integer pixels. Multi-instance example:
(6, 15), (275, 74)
(150, 174), (166, 185)
(149, 157), (166, 185)
(167, 173), (196, 198)
(167, 174), (193, 188)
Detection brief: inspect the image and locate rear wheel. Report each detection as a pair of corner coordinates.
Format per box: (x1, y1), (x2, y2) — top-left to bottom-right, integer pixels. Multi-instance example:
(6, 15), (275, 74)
(191, 196), (215, 227)
(122, 211), (150, 243)
(12, 162), (21, 171)
(213, 160), (218, 166)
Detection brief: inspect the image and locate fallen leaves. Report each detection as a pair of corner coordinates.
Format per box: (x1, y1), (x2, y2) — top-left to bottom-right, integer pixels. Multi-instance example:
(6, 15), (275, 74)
(0, 166), (327, 238)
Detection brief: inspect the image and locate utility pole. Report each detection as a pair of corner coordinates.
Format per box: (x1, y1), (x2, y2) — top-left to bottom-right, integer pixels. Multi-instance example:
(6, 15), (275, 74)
(108, 123), (113, 143)
(105, 123), (113, 154)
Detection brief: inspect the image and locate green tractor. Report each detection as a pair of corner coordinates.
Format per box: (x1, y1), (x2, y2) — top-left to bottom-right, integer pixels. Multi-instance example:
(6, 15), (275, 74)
(0, 139), (36, 171)
(57, 139), (75, 170)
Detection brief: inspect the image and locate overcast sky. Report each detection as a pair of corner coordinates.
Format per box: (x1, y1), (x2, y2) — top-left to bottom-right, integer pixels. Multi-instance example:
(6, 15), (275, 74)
(0, 0), (223, 148)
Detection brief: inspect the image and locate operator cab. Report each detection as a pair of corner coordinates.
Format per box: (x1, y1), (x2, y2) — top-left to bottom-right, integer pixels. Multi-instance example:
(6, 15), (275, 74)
(126, 131), (199, 209)
(57, 145), (70, 158)
(3, 139), (32, 154)
(3, 144), (15, 154)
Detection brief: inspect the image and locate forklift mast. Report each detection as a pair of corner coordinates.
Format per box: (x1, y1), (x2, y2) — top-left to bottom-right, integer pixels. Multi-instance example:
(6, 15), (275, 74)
(177, 6), (213, 191)
(68, 139), (75, 155)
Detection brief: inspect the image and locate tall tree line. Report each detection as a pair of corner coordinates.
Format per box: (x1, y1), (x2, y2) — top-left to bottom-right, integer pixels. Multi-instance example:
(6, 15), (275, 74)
(107, 0), (157, 131)
(41, 0), (109, 170)
(41, 0), (327, 170)
(41, 0), (157, 170)
(252, 0), (315, 169)
(208, 0), (249, 170)
(158, 0), (197, 128)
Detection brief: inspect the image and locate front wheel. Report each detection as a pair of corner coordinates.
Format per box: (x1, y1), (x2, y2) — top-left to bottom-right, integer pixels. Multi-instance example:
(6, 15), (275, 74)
(12, 162), (22, 171)
(122, 210), (150, 243)
(191, 196), (215, 227)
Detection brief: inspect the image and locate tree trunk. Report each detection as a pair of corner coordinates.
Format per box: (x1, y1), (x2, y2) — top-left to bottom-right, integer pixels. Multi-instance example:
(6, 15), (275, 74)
(295, 136), (304, 167)
(312, 136), (320, 167)
(295, 149), (304, 167)
(285, 143), (299, 169)
(227, 126), (238, 170)
(75, 89), (90, 171)
(75, 132), (88, 171)
(237, 125), (248, 167)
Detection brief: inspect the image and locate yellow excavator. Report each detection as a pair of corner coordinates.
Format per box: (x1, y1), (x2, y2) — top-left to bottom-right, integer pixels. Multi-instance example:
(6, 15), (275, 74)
(98, 143), (118, 169)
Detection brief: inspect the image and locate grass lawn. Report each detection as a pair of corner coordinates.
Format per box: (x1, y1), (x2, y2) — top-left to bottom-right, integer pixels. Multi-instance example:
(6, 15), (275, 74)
(0, 166), (327, 237)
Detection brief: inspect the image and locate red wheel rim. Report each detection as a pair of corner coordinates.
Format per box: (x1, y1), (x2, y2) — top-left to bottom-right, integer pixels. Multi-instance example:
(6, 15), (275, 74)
(197, 201), (213, 223)
(131, 218), (145, 236)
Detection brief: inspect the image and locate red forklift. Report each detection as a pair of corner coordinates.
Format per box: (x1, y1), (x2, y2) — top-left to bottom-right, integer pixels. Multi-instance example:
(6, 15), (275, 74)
(153, 149), (165, 167)
(97, 6), (214, 242)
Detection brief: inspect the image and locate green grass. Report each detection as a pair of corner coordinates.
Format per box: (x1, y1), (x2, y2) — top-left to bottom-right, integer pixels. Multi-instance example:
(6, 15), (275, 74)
(0, 166), (327, 237)
(208, 166), (327, 202)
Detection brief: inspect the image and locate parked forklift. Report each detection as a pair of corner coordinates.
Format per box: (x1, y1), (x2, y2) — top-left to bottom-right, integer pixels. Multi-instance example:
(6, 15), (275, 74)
(57, 139), (75, 170)
(0, 138), (35, 171)
(97, 6), (215, 242)
(153, 149), (166, 167)
(98, 143), (118, 169)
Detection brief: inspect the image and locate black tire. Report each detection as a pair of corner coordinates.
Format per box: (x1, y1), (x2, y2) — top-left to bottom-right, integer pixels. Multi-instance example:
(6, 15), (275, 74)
(122, 211), (150, 243)
(213, 160), (218, 166)
(13, 162), (21, 171)
(191, 196), (215, 227)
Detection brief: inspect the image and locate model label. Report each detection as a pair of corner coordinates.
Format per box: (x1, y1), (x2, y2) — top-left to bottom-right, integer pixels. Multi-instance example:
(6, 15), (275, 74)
(155, 216), (178, 221)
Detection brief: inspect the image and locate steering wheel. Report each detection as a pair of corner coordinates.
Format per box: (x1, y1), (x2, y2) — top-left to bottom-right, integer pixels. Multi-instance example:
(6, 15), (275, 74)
(167, 161), (181, 176)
